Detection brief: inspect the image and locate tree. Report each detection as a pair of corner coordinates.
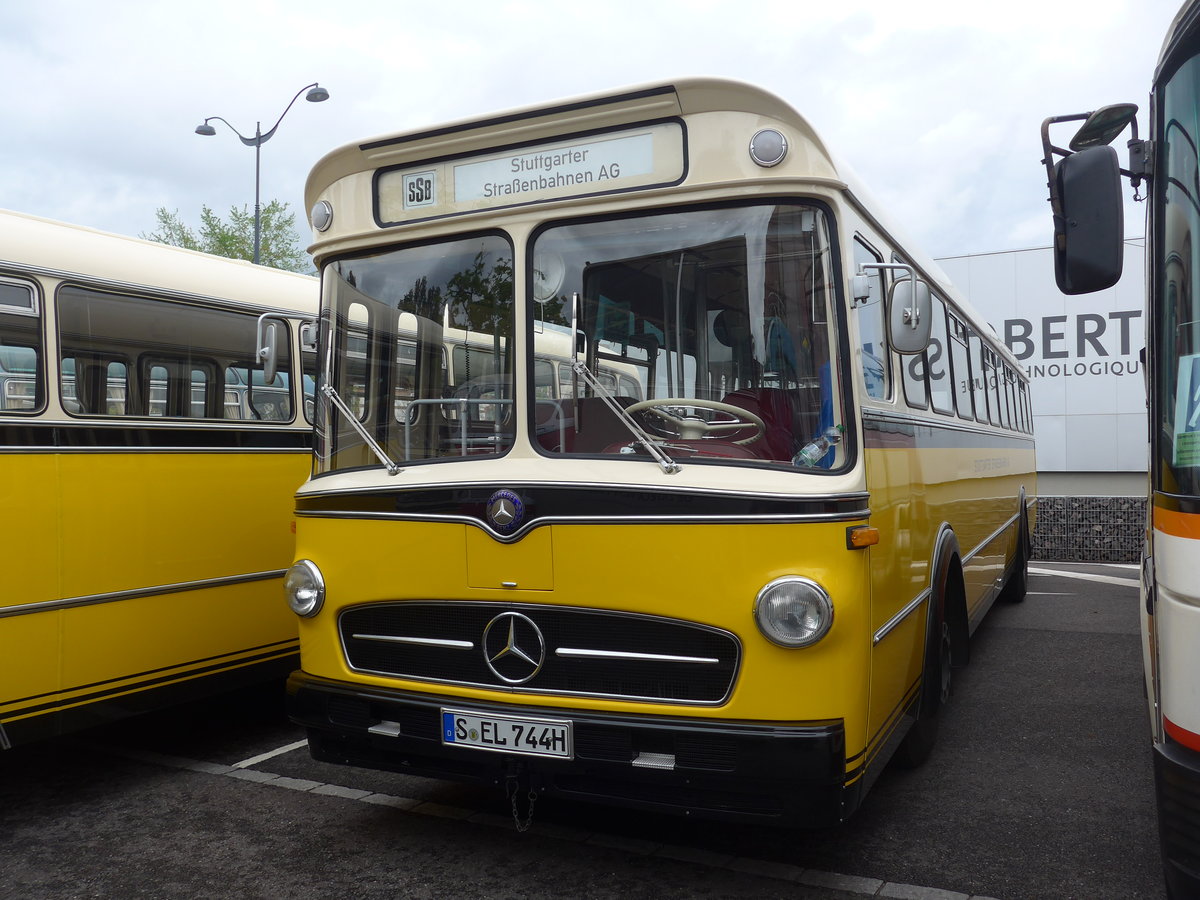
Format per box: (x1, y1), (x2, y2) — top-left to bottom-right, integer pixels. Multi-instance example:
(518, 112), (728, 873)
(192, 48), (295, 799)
(142, 200), (312, 273)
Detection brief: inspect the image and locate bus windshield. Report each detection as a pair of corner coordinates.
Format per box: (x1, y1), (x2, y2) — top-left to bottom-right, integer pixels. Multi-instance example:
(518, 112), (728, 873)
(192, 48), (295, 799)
(532, 203), (844, 468)
(318, 234), (514, 473)
(1159, 51), (1200, 497)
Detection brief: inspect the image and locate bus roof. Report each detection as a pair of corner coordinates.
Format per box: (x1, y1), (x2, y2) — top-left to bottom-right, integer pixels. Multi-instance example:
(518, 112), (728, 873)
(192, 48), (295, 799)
(305, 78), (847, 207)
(305, 77), (1016, 370)
(0, 207), (317, 317)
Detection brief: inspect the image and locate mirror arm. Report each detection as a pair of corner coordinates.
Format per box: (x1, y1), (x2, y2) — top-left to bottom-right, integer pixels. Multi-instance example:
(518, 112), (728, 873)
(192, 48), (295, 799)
(1042, 112), (1150, 205)
(857, 262), (922, 329)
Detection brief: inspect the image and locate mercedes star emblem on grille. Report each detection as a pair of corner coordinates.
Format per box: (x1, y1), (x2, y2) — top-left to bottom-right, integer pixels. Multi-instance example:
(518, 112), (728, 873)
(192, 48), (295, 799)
(485, 489), (525, 534)
(482, 611), (545, 684)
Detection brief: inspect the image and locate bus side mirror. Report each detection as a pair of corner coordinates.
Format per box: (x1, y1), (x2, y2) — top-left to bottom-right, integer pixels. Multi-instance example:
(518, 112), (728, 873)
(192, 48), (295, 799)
(256, 315), (284, 385)
(1052, 145), (1124, 294)
(300, 320), (319, 352)
(888, 279), (932, 354)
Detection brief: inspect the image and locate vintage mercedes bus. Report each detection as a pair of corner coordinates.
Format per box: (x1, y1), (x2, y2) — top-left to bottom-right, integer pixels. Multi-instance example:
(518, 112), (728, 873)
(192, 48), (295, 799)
(285, 79), (1036, 825)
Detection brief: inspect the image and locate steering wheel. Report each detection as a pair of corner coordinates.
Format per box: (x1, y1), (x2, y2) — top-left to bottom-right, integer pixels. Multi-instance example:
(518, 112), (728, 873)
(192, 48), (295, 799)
(624, 398), (765, 446)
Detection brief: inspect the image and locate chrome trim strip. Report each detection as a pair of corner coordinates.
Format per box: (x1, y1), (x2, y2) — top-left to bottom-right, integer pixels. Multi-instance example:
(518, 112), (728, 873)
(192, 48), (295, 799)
(297, 509), (872, 542)
(301, 481), (871, 505)
(555, 647), (719, 664)
(351, 634), (474, 650)
(873, 508), (1023, 647)
(873, 589), (931, 646)
(862, 408), (1036, 442)
(961, 512), (1021, 565)
(0, 722), (10, 751)
(0, 570), (287, 619)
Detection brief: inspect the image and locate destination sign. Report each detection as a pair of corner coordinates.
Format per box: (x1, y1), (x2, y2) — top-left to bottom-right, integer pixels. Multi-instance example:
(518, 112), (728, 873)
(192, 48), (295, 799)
(376, 121), (684, 224)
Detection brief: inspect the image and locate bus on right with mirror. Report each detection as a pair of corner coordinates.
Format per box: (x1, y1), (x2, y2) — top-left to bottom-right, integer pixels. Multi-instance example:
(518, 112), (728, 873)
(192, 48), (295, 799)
(1040, 3), (1200, 895)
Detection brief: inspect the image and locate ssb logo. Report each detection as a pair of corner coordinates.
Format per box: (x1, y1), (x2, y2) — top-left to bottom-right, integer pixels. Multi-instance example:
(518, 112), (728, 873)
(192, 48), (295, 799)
(403, 171), (436, 209)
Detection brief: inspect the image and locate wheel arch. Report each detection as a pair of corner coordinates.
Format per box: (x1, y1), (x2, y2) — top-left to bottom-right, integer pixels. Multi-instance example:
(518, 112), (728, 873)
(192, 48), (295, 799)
(929, 524), (969, 668)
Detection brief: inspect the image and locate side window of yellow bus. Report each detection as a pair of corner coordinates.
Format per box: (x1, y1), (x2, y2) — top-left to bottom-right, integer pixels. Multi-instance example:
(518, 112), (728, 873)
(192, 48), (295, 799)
(0, 278), (42, 413)
(927, 296), (954, 415)
(852, 238), (888, 400)
(902, 335), (929, 409)
(949, 314), (974, 420)
(983, 349), (1002, 427)
(57, 285), (290, 421)
(969, 333), (990, 424)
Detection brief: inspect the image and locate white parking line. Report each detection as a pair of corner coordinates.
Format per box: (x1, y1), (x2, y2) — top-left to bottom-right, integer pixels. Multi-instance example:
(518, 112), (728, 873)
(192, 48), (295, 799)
(100, 743), (1002, 900)
(231, 738), (310, 769)
(1029, 568), (1139, 587)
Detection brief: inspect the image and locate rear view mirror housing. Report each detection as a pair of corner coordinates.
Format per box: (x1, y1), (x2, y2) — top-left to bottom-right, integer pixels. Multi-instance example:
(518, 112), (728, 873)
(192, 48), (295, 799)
(888, 279), (932, 355)
(1052, 145), (1124, 294)
(256, 315), (285, 385)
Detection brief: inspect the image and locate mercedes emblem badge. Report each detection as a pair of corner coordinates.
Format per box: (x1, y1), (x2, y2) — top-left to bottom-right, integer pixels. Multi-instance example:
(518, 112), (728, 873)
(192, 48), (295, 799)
(485, 489), (525, 534)
(482, 612), (546, 684)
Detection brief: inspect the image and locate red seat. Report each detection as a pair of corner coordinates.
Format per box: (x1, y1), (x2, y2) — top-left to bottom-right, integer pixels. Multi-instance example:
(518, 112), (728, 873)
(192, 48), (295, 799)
(537, 396), (639, 454)
(720, 388), (798, 462)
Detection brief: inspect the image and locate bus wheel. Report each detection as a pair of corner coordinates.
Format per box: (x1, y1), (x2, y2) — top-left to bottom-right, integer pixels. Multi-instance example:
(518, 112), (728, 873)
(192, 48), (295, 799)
(892, 614), (952, 769)
(1001, 511), (1030, 604)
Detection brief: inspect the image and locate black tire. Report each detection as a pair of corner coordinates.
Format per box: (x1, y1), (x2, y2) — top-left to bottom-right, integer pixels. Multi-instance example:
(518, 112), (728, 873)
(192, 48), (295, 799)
(1000, 508), (1030, 604)
(893, 612), (952, 769)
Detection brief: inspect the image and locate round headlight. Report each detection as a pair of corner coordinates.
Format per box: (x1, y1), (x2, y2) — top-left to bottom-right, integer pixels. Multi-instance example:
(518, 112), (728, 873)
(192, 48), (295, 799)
(285, 559), (325, 617)
(754, 577), (833, 647)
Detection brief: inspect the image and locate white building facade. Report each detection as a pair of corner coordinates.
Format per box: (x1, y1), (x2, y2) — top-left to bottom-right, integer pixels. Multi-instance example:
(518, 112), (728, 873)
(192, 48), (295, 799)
(937, 240), (1146, 560)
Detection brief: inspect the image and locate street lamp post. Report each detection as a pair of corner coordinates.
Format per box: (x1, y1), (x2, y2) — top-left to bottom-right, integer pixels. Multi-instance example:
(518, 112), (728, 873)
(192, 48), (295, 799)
(195, 82), (329, 265)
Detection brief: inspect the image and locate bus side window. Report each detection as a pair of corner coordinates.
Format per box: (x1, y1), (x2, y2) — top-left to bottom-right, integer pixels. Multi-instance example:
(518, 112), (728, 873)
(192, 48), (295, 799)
(902, 337), (929, 410)
(969, 333), (990, 424)
(0, 279), (42, 413)
(983, 350), (1001, 427)
(58, 285), (284, 421)
(950, 315), (974, 420)
(927, 296), (953, 415)
(852, 238), (888, 400)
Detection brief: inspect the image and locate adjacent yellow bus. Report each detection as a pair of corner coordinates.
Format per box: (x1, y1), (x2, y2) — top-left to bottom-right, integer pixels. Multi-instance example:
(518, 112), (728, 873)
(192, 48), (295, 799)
(285, 79), (1036, 825)
(0, 209), (318, 749)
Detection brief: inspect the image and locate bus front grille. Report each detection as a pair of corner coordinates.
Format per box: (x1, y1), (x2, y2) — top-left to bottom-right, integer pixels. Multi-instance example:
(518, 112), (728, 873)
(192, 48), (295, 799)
(339, 602), (740, 704)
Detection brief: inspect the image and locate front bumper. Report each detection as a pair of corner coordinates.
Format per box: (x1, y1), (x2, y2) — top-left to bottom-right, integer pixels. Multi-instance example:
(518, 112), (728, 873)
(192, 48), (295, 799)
(1155, 738), (1200, 897)
(287, 671), (856, 826)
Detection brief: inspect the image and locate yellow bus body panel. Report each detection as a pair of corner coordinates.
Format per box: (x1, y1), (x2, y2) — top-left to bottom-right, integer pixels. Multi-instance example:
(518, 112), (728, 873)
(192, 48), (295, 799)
(1, 450), (308, 726)
(296, 516), (875, 758)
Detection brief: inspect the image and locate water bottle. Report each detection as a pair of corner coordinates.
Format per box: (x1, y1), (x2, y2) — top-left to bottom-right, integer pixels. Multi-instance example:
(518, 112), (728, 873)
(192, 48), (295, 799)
(793, 424), (844, 467)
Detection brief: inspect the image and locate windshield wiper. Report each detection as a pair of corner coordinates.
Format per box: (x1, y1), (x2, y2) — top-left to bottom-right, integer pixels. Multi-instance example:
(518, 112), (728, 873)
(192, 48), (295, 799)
(320, 383), (403, 476)
(571, 361), (680, 475)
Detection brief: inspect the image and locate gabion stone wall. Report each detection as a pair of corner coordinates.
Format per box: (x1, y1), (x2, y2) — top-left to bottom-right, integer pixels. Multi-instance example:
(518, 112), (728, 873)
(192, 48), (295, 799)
(1032, 496), (1145, 563)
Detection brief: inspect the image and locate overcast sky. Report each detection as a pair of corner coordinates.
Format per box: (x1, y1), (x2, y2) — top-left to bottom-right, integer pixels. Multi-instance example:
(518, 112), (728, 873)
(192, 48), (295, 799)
(0, 0), (1183, 262)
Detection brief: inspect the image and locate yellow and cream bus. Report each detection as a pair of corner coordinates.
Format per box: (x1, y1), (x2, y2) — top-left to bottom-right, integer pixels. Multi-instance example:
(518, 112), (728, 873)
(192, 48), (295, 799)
(0, 209), (318, 749)
(284, 79), (1036, 825)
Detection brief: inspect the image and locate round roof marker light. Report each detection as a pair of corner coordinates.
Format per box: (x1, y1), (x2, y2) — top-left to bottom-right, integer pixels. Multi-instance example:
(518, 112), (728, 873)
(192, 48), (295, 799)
(310, 200), (333, 232)
(749, 129), (788, 168)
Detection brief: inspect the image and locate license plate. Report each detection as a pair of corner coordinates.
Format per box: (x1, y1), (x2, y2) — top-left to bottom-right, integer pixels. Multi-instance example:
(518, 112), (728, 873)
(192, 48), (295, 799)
(441, 708), (573, 759)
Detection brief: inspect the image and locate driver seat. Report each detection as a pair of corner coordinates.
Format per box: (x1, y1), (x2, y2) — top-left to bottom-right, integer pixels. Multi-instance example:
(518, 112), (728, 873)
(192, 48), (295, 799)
(719, 388), (797, 462)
